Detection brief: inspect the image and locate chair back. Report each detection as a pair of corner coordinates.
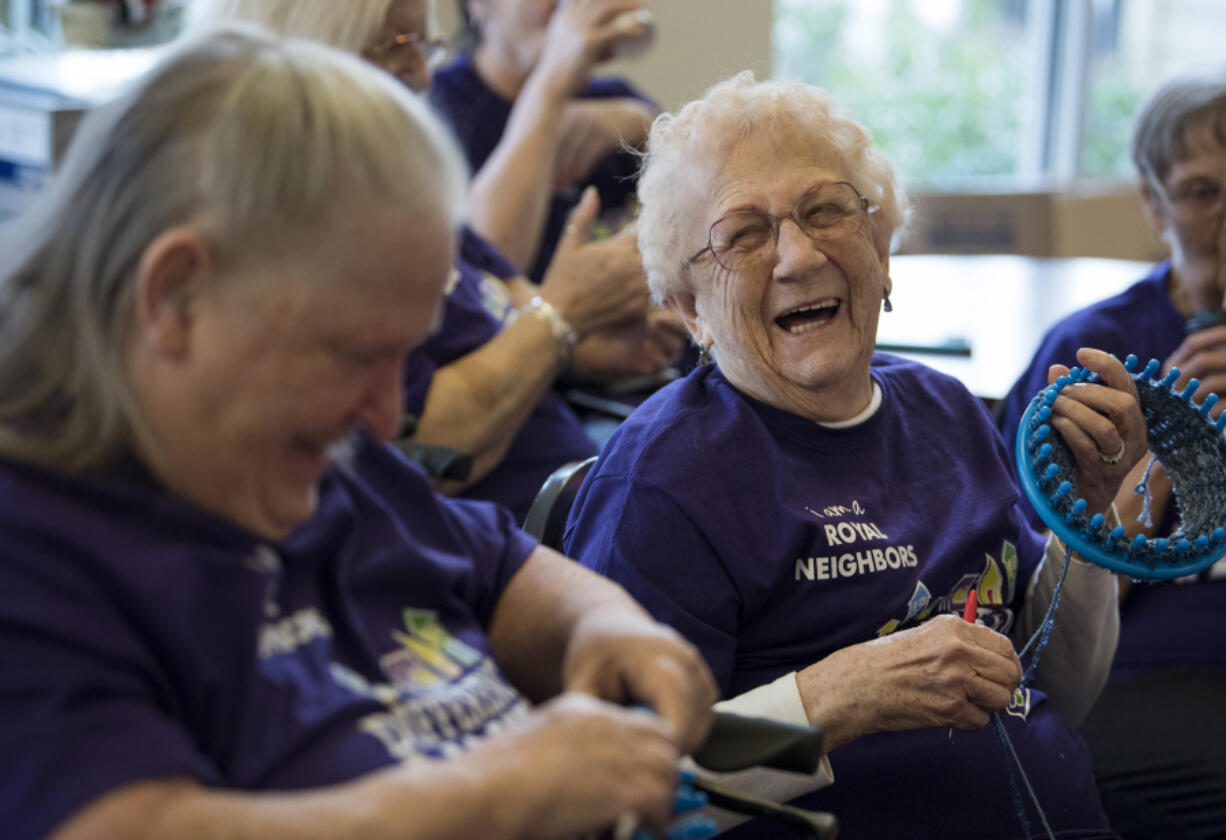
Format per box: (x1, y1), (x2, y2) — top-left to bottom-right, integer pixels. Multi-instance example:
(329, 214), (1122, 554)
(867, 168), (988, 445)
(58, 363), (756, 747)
(522, 456), (598, 550)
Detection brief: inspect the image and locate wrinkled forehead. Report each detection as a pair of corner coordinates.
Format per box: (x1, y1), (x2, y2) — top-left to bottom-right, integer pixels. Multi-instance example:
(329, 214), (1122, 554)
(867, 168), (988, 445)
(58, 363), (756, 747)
(682, 128), (850, 222)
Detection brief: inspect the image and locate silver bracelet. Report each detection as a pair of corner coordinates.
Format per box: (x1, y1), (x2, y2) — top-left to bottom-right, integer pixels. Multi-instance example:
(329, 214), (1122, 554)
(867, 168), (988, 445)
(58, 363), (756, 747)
(519, 296), (577, 366)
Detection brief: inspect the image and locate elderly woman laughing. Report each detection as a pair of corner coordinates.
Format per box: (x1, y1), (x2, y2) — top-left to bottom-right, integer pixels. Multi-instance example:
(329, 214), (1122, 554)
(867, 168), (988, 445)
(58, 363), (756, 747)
(565, 72), (1147, 838)
(0, 28), (715, 840)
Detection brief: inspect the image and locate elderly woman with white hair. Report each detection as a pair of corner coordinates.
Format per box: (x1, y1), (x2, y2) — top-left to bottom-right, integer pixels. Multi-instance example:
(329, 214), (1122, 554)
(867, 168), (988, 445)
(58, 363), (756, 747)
(190, 0), (684, 524)
(565, 72), (1150, 838)
(0, 28), (717, 840)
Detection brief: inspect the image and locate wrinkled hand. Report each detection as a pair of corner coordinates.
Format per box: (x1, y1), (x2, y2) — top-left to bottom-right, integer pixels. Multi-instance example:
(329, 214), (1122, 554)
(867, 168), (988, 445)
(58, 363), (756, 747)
(571, 308), (687, 382)
(540, 187), (651, 338)
(555, 99), (653, 191)
(563, 606), (717, 754)
(537, 0), (650, 95)
(796, 615), (1022, 751)
(1044, 347), (1148, 513)
(478, 693), (681, 839)
(1165, 324), (1226, 419)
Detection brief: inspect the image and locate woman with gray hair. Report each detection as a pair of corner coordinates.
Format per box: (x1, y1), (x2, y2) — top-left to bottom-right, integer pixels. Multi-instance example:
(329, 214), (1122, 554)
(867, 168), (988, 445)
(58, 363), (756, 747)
(565, 71), (1147, 837)
(999, 70), (1226, 839)
(190, 0), (684, 524)
(0, 27), (716, 840)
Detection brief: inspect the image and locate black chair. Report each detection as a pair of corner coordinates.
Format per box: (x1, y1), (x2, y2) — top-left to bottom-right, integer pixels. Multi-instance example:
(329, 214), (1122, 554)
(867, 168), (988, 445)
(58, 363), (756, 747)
(522, 455), (598, 550)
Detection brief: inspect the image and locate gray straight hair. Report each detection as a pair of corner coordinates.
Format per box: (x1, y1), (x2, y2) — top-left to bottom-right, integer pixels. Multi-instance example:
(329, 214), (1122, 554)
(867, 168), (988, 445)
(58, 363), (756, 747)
(1131, 69), (1226, 185)
(189, 0), (396, 55)
(0, 25), (467, 473)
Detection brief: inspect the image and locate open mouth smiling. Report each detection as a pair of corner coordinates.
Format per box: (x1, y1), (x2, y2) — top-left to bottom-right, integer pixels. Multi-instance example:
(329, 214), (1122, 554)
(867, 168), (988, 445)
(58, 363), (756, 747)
(774, 300), (841, 334)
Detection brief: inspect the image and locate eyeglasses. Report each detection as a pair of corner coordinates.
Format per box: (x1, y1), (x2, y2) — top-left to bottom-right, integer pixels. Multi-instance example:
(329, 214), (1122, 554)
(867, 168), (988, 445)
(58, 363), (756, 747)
(688, 181), (876, 272)
(1152, 176), (1226, 219)
(365, 30), (449, 70)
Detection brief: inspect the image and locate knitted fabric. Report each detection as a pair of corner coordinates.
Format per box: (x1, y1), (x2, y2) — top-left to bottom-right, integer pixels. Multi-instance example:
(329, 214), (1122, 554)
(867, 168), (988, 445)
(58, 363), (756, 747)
(1016, 356), (1226, 579)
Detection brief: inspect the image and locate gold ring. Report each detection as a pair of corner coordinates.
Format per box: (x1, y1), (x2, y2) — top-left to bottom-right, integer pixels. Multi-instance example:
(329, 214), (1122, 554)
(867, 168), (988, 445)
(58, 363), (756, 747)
(1097, 440), (1126, 465)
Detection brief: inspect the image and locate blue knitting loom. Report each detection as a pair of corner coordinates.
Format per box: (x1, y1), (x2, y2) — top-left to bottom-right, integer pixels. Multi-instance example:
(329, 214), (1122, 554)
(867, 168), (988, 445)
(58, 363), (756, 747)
(1016, 354), (1226, 580)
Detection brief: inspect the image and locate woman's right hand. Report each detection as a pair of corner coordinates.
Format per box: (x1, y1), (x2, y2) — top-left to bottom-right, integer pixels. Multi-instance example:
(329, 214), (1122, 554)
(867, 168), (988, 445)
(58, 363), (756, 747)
(795, 614), (1023, 751)
(1165, 324), (1226, 418)
(476, 693), (681, 840)
(536, 0), (651, 96)
(539, 187), (651, 339)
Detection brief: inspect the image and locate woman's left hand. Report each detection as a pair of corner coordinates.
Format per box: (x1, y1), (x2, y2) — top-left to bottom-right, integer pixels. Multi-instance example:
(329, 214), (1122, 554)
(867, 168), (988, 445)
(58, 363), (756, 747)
(562, 605), (717, 754)
(1045, 347), (1148, 513)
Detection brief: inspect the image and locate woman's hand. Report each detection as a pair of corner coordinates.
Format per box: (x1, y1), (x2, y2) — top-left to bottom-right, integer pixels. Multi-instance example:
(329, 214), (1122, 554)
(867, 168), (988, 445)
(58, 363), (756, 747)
(536, 0), (651, 96)
(795, 615), (1022, 751)
(554, 99), (655, 191)
(562, 605), (717, 754)
(539, 188), (651, 339)
(1164, 324), (1226, 419)
(1044, 347), (1148, 514)
(570, 308), (687, 383)
(475, 693), (682, 840)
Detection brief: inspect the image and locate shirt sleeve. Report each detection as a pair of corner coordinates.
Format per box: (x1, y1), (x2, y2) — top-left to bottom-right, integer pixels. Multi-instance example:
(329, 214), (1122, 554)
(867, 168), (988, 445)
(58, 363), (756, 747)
(359, 440), (539, 626)
(564, 474), (743, 694)
(0, 553), (221, 840)
(434, 494), (540, 624)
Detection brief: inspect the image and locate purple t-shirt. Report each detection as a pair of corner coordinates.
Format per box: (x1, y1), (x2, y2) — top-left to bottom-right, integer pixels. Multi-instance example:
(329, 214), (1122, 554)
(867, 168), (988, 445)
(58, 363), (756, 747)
(0, 437), (536, 840)
(565, 357), (1114, 839)
(997, 260), (1226, 681)
(428, 57), (652, 281)
(404, 226), (597, 522)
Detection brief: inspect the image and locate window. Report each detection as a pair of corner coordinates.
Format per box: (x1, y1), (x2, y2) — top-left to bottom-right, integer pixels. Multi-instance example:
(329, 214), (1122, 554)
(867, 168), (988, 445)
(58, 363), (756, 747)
(774, 0), (1226, 188)
(1, 0), (185, 54)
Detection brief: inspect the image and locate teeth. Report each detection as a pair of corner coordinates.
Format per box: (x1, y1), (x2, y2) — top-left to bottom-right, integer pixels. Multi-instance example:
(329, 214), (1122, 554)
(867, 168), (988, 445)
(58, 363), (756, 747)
(785, 301), (837, 317)
(789, 321), (824, 334)
(782, 300), (838, 333)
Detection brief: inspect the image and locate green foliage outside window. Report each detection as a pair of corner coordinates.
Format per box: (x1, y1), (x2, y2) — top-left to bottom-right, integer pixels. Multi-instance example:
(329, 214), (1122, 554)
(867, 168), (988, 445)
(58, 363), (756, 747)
(774, 0), (1028, 186)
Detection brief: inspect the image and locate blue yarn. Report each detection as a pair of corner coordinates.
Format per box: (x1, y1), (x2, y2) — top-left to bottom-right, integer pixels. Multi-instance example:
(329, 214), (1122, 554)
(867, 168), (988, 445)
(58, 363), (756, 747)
(1019, 542), (1073, 683)
(992, 713), (1057, 840)
(1134, 454), (1159, 529)
(992, 540), (1074, 839)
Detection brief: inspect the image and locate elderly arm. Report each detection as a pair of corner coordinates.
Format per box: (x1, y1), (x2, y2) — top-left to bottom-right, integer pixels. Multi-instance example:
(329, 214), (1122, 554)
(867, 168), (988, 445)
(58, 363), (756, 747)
(414, 194), (651, 492)
(50, 695), (687, 840)
(487, 546), (717, 753)
(794, 615), (1023, 753)
(466, 0), (652, 269)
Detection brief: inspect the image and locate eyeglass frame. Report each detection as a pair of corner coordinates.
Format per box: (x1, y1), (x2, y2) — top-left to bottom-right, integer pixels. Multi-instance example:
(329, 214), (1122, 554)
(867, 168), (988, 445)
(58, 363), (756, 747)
(364, 30), (450, 70)
(1144, 168), (1226, 220)
(687, 181), (878, 272)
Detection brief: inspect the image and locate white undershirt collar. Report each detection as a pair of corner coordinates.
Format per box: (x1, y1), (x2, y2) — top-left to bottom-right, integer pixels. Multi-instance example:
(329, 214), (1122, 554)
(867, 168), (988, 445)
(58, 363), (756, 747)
(816, 379), (882, 429)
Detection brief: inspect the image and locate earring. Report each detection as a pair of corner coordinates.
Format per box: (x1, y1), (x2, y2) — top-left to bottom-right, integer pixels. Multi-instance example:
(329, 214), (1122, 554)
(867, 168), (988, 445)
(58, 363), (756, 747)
(698, 343), (713, 366)
(882, 287), (893, 313)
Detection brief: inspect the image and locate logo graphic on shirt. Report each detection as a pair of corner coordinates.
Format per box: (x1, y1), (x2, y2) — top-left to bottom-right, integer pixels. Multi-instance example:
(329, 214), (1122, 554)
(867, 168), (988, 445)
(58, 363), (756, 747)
(875, 540), (1020, 637)
(1005, 686), (1032, 721)
(795, 499), (917, 583)
(333, 609), (528, 764)
(380, 608), (484, 688)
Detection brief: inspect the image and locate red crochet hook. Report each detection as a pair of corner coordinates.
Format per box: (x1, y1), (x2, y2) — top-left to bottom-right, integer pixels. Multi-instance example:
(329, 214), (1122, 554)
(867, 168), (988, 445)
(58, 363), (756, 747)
(962, 589), (978, 623)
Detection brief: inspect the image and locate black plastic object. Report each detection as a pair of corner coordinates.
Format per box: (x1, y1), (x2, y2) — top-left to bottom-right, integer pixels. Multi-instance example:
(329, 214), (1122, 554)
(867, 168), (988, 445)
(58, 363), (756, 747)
(692, 711), (824, 775)
(692, 777), (838, 840)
